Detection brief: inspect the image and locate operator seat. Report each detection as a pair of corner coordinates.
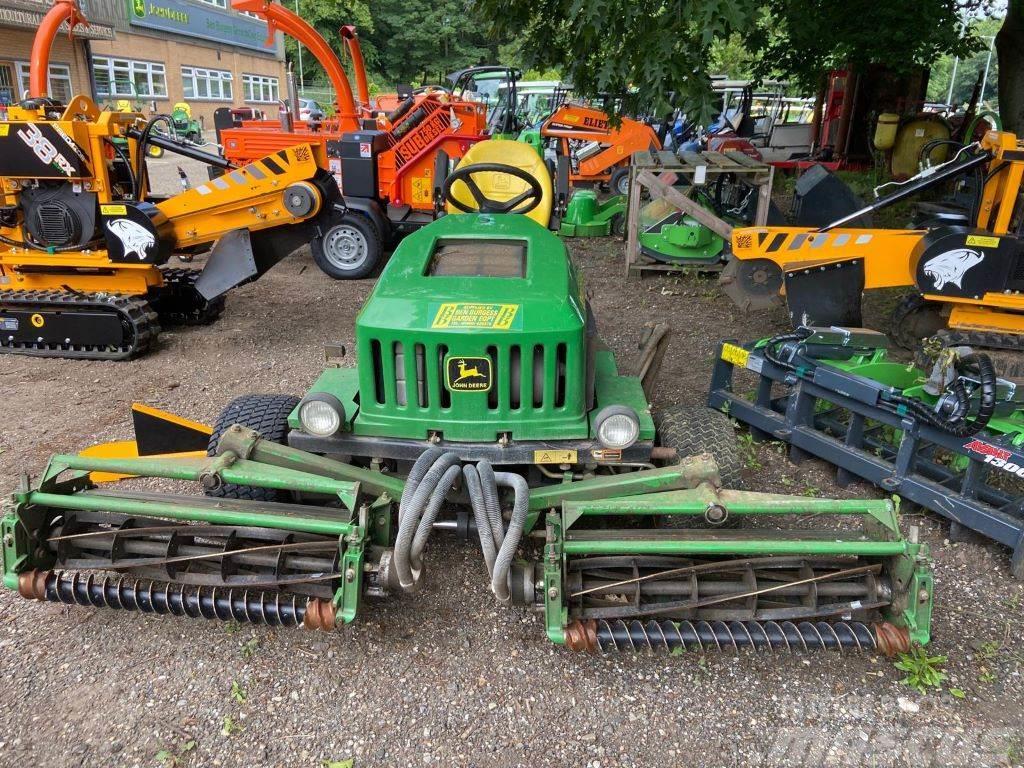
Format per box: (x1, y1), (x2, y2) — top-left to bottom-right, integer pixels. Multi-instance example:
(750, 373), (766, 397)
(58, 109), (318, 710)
(445, 140), (554, 227)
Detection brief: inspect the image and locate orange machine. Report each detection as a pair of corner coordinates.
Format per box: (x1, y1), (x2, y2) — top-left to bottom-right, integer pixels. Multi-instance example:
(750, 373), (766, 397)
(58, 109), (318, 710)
(540, 102), (661, 193)
(217, 0), (488, 279)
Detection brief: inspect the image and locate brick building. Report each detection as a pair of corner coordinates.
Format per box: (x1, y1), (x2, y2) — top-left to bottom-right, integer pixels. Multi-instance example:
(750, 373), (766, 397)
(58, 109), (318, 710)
(0, 0), (286, 128)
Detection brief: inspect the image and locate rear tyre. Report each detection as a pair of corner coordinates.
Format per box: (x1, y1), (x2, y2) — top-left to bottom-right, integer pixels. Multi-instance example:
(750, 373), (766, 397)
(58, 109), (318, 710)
(655, 405), (744, 489)
(207, 394), (300, 501)
(609, 212), (626, 238)
(655, 405), (744, 529)
(311, 211), (382, 280)
(610, 166), (631, 197)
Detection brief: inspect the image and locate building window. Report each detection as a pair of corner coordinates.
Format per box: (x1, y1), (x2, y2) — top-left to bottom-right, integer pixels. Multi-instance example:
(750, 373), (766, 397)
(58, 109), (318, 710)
(181, 67), (233, 101)
(198, 0), (228, 6)
(14, 62), (73, 102)
(242, 74), (279, 103)
(92, 57), (167, 99)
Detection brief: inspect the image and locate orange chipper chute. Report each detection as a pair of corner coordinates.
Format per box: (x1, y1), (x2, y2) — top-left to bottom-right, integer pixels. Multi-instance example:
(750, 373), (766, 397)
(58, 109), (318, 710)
(232, 0), (359, 130)
(340, 25), (370, 111)
(30, 0), (89, 98)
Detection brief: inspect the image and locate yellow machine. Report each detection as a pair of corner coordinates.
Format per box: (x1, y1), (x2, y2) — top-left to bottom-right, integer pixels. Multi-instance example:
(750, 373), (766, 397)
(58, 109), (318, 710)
(721, 131), (1024, 357)
(0, 0), (341, 359)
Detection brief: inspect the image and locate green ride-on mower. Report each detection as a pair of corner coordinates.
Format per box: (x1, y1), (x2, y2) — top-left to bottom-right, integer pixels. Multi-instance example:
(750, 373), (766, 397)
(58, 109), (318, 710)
(170, 102), (203, 144)
(1, 142), (932, 656)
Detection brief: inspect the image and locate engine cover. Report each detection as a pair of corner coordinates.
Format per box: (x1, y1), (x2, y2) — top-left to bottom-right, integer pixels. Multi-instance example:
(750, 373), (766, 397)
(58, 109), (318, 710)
(911, 226), (1024, 299)
(100, 201), (172, 264)
(20, 184), (98, 248)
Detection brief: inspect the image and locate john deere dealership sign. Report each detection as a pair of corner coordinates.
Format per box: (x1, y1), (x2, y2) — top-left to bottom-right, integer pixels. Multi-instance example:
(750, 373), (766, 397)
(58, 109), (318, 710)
(128, 0), (275, 53)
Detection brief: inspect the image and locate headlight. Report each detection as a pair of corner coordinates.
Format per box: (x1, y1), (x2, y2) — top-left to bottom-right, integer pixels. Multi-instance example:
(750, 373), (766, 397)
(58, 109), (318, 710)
(594, 405), (640, 449)
(298, 394), (344, 437)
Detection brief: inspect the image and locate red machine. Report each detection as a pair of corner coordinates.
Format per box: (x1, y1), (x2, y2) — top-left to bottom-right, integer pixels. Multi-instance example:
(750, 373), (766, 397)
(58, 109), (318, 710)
(217, 0), (488, 278)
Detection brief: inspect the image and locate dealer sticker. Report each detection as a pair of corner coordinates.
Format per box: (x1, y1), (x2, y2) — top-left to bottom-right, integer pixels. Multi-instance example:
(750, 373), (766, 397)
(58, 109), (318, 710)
(431, 303), (520, 330)
(720, 342), (750, 368)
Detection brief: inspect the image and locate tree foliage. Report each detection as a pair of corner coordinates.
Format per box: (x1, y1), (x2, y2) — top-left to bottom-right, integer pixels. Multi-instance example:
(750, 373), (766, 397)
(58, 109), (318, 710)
(285, 0), (500, 90)
(472, 0), (995, 119)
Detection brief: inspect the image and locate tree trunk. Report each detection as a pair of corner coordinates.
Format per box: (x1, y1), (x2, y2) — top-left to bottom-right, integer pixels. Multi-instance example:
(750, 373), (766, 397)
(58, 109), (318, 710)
(997, 0), (1024, 133)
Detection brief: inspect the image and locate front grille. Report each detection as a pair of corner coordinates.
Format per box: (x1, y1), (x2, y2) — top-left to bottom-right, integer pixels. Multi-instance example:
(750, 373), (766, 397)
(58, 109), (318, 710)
(367, 337), (571, 417)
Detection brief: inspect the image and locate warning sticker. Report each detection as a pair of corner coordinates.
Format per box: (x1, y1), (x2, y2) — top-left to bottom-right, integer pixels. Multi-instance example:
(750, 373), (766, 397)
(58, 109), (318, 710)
(431, 303), (520, 330)
(966, 234), (1000, 248)
(533, 449), (578, 465)
(0, 317), (18, 331)
(410, 175), (432, 205)
(0, 125), (8, 137)
(720, 342), (750, 368)
(100, 204), (128, 216)
(359, 142), (372, 158)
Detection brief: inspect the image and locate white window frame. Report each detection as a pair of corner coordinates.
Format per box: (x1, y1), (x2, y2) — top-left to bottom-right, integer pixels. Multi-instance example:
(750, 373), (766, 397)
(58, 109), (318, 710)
(14, 61), (73, 102)
(181, 66), (233, 101)
(92, 56), (167, 99)
(197, 0), (227, 7)
(242, 73), (279, 104)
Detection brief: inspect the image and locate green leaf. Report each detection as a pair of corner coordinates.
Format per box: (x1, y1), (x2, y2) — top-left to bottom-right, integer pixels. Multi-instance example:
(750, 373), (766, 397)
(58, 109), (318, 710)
(949, 688), (966, 699)
(322, 760), (355, 768)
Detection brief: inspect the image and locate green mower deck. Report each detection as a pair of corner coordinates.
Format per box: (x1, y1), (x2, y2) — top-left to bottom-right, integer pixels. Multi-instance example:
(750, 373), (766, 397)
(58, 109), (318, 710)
(3, 426), (932, 654)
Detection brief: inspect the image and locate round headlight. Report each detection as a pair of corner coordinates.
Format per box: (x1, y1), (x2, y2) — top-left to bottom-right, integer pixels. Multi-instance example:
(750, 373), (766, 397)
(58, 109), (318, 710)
(595, 406), (640, 449)
(299, 396), (343, 436)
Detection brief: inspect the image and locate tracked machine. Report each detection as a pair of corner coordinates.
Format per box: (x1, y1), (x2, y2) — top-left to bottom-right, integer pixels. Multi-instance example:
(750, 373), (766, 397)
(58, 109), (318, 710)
(0, 0), (342, 359)
(720, 130), (1024, 374)
(2, 141), (932, 654)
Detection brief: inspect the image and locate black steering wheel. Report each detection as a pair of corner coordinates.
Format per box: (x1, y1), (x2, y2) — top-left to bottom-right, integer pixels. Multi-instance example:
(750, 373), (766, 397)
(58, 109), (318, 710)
(442, 163), (544, 215)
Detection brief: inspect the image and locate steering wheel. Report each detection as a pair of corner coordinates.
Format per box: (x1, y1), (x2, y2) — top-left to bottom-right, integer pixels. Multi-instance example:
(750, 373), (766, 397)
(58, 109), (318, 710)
(443, 163), (544, 215)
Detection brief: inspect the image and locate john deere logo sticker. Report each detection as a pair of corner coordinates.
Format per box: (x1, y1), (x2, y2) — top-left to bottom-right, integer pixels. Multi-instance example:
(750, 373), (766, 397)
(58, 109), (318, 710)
(445, 356), (491, 392)
(431, 303), (520, 330)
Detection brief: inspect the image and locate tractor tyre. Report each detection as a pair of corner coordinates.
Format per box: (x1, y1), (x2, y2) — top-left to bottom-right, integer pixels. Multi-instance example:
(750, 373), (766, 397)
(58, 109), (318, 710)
(890, 293), (947, 351)
(655, 405), (744, 490)
(206, 394), (300, 501)
(655, 405), (744, 529)
(610, 166), (631, 197)
(311, 211), (382, 280)
(609, 212), (626, 238)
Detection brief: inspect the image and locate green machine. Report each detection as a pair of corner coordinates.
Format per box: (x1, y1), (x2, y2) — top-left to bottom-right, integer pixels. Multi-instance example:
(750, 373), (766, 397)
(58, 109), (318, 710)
(558, 189), (625, 237)
(637, 197), (725, 264)
(2, 145), (931, 655)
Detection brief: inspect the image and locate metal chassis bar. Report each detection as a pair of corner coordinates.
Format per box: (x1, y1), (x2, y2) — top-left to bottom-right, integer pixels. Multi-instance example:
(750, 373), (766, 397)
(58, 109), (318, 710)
(708, 343), (1024, 576)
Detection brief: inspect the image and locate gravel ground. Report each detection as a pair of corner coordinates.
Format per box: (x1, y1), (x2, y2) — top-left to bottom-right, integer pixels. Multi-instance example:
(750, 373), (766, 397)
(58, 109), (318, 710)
(1, 157), (1023, 768)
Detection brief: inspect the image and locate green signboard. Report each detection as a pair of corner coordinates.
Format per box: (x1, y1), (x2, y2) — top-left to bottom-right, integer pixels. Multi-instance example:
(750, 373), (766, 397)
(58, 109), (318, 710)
(128, 0), (275, 53)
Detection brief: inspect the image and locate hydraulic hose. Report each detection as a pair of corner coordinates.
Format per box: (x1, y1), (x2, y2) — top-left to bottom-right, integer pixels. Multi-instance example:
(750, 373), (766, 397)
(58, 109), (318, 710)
(477, 460), (504, 549)
(463, 464), (497, 576)
(394, 449), (458, 589)
(135, 114), (175, 201)
(409, 463), (462, 570)
(490, 472), (529, 603)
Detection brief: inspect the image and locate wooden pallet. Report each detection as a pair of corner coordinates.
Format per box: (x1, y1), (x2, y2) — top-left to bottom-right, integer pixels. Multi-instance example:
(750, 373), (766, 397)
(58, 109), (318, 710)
(625, 150), (775, 277)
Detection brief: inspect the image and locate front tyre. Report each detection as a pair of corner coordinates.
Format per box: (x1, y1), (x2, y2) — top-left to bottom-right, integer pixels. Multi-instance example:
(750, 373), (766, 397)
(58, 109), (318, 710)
(654, 405), (744, 489)
(311, 212), (383, 280)
(207, 394), (300, 501)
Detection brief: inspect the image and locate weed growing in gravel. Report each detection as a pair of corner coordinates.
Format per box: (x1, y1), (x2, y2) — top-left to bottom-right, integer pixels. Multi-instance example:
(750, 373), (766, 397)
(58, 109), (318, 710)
(801, 485), (821, 497)
(155, 739), (196, 766)
(225, 620), (241, 634)
(221, 716), (243, 737)
(737, 433), (762, 470)
(240, 637), (259, 660)
(230, 681), (247, 704)
(322, 760), (354, 768)
(895, 647), (948, 694)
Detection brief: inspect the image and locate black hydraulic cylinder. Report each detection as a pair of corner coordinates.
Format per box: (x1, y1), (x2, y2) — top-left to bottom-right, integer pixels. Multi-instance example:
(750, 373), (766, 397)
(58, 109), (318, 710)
(820, 150), (993, 231)
(125, 128), (235, 170)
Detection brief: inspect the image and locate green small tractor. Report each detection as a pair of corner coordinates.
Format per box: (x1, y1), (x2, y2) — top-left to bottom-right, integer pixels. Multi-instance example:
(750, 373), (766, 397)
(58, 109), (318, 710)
(170, 102), (203, 144)
(1, 142), (931, 655)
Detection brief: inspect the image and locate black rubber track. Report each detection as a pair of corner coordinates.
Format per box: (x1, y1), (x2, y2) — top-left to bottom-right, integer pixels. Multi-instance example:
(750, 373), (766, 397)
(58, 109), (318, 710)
(207, 394), (301, 501)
